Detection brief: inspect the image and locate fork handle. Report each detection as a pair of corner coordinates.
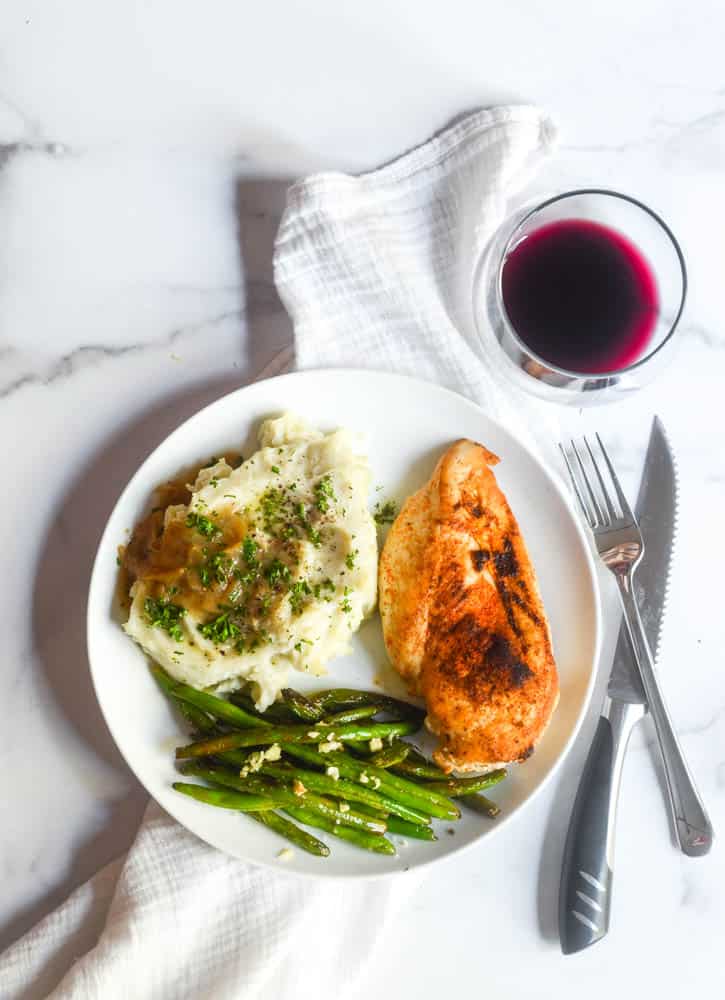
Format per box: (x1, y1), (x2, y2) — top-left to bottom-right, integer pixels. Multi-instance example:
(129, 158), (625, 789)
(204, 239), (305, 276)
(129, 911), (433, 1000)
(617, 573), (714, 856)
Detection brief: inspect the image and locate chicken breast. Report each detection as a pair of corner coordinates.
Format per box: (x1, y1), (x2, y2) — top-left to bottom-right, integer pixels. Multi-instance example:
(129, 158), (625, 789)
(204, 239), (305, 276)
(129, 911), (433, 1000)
(379, 439), (559, 774)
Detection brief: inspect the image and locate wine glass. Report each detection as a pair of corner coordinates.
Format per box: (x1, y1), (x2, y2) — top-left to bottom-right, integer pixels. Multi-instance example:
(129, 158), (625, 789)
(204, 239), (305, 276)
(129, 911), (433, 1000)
(472, 189), (687, 405)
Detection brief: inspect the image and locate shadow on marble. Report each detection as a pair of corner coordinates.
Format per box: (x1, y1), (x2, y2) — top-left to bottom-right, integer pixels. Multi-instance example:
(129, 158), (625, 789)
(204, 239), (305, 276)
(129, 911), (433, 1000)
(235, 174), (295, 365)
(9, 177), (297, 956)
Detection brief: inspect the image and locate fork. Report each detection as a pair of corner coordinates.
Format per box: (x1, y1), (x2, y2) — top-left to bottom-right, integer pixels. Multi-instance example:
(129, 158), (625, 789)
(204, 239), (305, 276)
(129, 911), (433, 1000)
(560, 434), (713, 857)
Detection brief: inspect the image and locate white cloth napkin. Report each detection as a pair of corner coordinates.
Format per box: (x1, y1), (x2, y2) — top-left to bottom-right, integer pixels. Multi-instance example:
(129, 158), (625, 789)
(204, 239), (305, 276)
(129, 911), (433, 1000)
(274, 104), (557, 441)
(2, 105), (556, 1000)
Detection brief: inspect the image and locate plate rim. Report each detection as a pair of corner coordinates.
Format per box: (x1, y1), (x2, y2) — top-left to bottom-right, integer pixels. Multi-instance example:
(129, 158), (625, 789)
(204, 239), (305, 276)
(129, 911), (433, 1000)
(87, 367), (602, 880)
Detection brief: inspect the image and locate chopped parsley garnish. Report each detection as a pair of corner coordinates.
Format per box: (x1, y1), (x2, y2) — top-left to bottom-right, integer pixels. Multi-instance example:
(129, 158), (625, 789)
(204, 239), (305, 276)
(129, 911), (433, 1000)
(234, 539), (260, 585)
(292, 501), (320, 546)
(271, 465), (281, 474)
(294, 638), (313, 652)
(209, 552), (232, 585)
(144, 597), (187, 642)
(260, 487), (285, 533)
(373, 499), (399, 525)
(197, 550), (231, 589)
(242, 537), (258, 565)
(186, 511), (220, 538)
(314, 475), (336, 513)
(198, 610), (241, 644)
(289, 580), (311, 615)
(339, 586), (353, 612)
(345, 549), (358, 570)
(265, 559), (291, 589)
(312, 578), (335, 600)
(306, 524), (322, 547)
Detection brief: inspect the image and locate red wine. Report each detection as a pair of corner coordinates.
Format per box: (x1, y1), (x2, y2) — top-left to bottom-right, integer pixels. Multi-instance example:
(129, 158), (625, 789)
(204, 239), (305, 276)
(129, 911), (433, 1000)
(501, 219), (658, 374)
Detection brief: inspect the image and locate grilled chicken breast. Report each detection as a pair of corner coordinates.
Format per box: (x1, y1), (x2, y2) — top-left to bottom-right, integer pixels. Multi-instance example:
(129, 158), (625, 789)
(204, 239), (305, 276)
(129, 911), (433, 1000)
(379, 439), (559, 774)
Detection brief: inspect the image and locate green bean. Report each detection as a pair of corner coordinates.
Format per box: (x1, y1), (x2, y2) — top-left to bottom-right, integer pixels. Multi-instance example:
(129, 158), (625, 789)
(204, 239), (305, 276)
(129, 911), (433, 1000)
(424, 770), (507, 797)
(392, 759), (448, 780)
(153, 673), (476, 855)
(281, 689), (323, 722)
(329, 752), (459, 819)
(351, 736), (408, 758)
(181, 763), (386, 835)
(215, 747), (251, 768)
(150, 665), (265, 730)
(311, 688), (424, 721)
(259, 762), (431, 826)
(174, 698), (218, 735)
(322, 705), (380, 725)
(175, 720), (419, 759)
(349, 802), (438, 840)
(311, 688), (384, 710)
(322, 749), (459, 819)
(150, 662), (220, 735)
(283, 804), (396, 856)
(249, 810), (330, 856)
(229, 692), (294, 723)
(461, 794), (501, 819)
(176, 732), (266, 759)
(284, 745), (459, 821)
(150, 662), (230, 738)
(368, 743), (411, 768)
(385, 816), (438, 841)
(172, 782), (281, 812)
(345, 801), (389, 821)
(150, 662), (179, 696)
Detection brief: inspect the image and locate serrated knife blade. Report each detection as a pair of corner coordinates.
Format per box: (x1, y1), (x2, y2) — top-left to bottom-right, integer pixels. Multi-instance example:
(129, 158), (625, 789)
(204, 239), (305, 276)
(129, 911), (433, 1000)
(607, 416), (677, 704)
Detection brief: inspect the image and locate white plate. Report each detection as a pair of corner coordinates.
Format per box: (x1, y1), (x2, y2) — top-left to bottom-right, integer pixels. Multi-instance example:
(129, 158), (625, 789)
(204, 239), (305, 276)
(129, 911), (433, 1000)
(88, 369), (601, 878)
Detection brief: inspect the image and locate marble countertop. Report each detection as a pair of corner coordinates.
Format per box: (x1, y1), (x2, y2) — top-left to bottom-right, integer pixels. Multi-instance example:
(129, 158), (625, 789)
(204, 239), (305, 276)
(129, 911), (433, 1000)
(1, 2), (723, 996)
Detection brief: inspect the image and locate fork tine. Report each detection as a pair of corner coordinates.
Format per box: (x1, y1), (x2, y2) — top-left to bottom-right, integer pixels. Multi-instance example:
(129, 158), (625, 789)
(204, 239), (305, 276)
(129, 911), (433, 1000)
(595, 433), (635, 522)
(559, 444), (595, 527)
(571, 440), (605, 527)
(584, 435), (618, 521)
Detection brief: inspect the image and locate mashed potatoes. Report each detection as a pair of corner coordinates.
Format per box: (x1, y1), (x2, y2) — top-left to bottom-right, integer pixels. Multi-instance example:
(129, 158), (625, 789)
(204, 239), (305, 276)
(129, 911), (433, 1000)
(122, 413), (377, 707)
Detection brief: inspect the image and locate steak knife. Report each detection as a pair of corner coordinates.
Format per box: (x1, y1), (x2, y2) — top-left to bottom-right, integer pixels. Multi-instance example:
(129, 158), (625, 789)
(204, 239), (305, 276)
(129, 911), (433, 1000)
(559, 416), (677, 955)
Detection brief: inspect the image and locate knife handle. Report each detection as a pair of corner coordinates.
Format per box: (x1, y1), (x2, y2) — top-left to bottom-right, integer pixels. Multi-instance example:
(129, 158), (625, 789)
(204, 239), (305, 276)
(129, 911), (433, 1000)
(559, 700), (640, 955)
